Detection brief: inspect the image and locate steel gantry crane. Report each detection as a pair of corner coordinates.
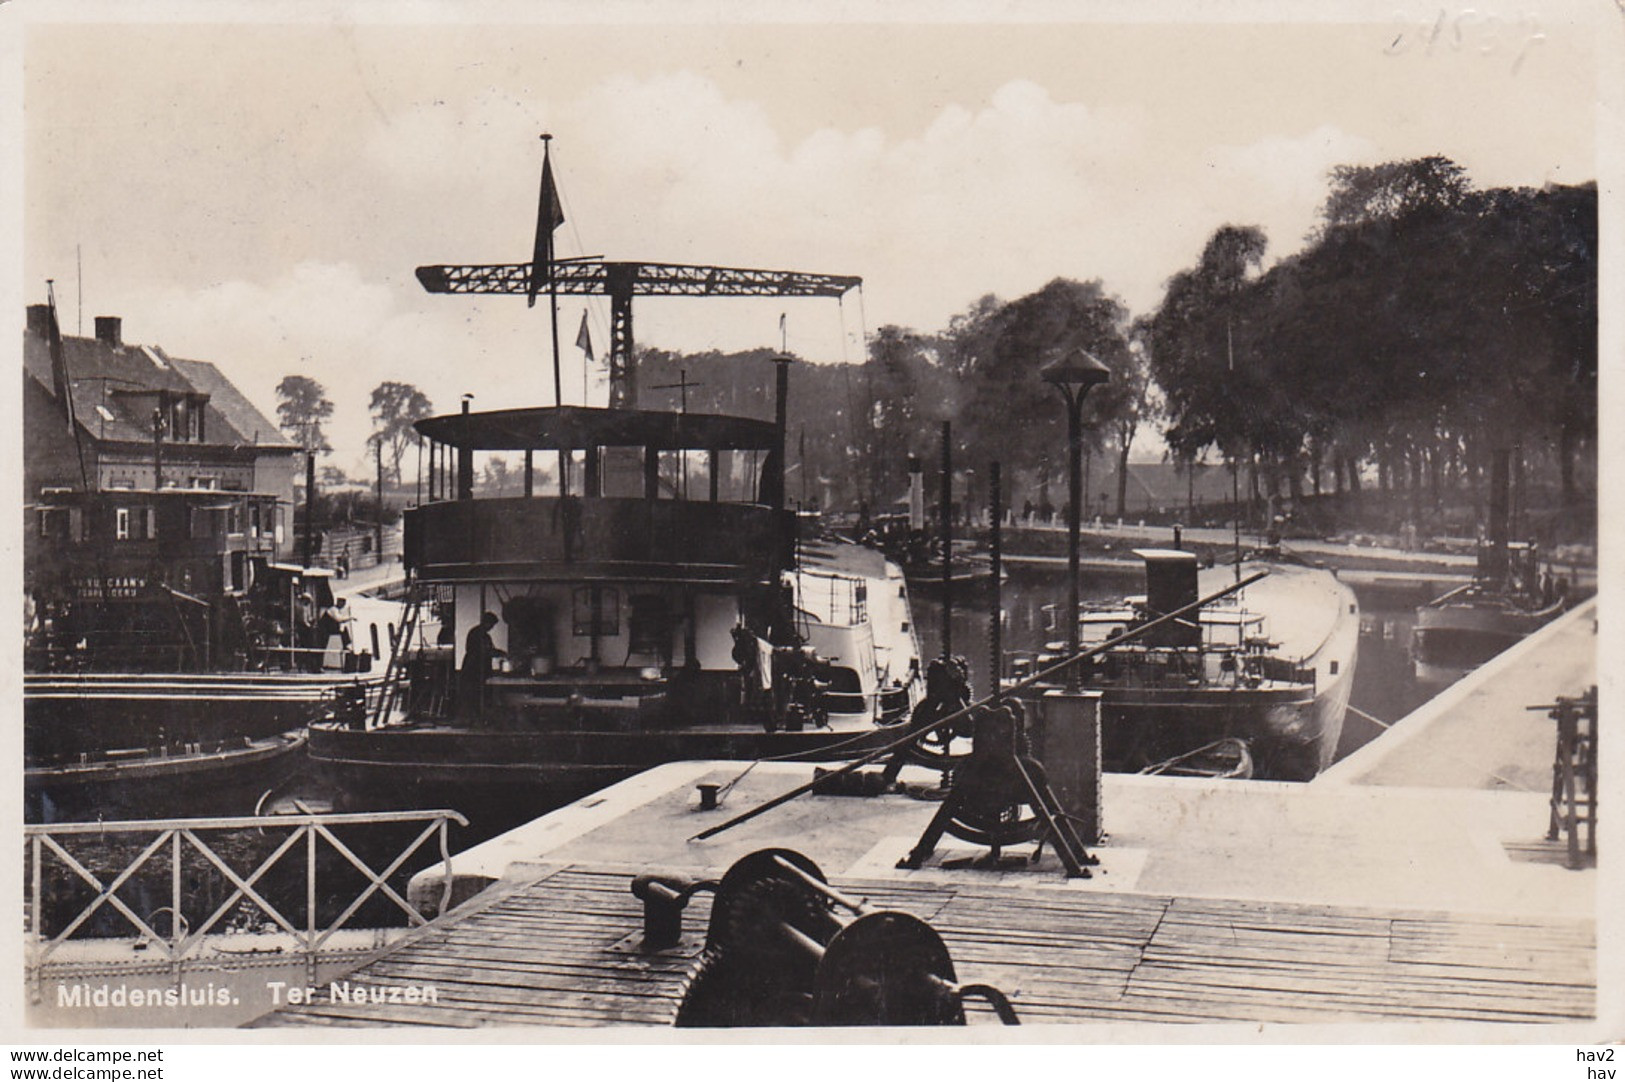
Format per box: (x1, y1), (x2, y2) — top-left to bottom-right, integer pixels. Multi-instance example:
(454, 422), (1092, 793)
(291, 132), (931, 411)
(414, 140), (862, 409)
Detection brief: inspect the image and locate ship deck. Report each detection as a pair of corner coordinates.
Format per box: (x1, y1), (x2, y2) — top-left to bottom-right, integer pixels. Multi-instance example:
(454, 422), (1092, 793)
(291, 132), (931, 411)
(1202, 560), (1354, 660)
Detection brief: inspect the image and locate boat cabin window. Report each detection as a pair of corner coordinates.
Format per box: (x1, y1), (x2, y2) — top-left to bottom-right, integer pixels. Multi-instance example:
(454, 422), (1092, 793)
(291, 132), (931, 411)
(595, 447), (642, 499)
(501, 596), (555, 675)
(572, 586), (619, 637)
(559, 449), (583, 497)
(37, 508), (72, 542)
(190, 507), (222, 539)
(655, 451), (683, 499)
(713, 449), (767, 504)
(628, 594), (671, 658)
(228, 551), (252, 593)
(114, 507), (154, 541)
(825, 665), (862, 694)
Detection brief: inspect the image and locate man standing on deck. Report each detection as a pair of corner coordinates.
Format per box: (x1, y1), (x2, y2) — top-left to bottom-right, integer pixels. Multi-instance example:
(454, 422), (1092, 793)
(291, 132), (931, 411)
(459, 611), (505, 717)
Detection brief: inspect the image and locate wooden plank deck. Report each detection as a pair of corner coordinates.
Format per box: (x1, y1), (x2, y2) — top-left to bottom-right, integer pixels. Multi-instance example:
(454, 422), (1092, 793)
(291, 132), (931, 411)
(256, 863), (1594, 1028)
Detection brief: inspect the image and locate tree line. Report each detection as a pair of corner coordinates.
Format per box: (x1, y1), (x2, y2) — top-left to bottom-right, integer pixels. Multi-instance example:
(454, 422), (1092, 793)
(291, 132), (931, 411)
(641, 156), (1595, 539)
(275, 156), (1596, 541)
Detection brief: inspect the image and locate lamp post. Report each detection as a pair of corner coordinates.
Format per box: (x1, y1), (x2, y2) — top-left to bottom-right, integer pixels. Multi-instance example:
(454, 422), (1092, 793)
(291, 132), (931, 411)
(1041, 349), (1111, 688)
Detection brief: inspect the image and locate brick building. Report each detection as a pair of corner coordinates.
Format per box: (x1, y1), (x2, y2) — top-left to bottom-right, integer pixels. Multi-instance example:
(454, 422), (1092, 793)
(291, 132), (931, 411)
(22, 305), (300, 546)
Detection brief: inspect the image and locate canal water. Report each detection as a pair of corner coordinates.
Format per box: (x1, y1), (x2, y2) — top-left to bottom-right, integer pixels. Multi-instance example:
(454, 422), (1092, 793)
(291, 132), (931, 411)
(909, 563), (1456, 765)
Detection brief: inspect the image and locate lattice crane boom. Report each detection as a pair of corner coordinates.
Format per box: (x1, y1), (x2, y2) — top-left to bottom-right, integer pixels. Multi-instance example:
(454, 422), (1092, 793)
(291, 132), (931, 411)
(415, 258), (861, 407)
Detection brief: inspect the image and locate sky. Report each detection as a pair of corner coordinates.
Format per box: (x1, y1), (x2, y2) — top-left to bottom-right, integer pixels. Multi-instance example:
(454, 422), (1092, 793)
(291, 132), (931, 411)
(14, 1), (1608, 475)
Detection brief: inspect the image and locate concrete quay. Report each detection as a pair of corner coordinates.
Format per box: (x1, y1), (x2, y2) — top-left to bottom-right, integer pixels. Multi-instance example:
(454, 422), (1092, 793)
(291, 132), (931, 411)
(1319, 597), (1597, 792)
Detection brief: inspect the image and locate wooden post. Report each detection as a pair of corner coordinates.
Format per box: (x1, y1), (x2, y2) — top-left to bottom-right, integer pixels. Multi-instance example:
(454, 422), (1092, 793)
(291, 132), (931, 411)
(989, 460), (1002, 695)
(304, 447), (317, 567)
(171, 831), (182, 955)
(940, 420), (952, 660)
(375, 439), (385, 561)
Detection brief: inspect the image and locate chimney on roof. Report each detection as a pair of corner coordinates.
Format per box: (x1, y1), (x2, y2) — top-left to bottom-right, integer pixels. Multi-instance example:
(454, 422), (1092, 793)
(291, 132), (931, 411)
(26, 305), (51, 338)
(94, 316), (122, 348)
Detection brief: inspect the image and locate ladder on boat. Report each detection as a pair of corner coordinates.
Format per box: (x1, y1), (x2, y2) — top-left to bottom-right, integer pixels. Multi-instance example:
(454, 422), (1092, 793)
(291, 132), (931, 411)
(368, 583), (427, 728)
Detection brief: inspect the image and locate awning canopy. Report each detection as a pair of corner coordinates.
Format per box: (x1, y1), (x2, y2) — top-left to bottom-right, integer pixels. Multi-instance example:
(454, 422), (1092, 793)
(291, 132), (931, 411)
(416, 405), (777, 452)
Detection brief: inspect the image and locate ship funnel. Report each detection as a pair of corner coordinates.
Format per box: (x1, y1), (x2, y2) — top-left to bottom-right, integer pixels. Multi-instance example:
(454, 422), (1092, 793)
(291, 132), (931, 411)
(907, 454), (924, 531)
(1133, 548), (1201, 648)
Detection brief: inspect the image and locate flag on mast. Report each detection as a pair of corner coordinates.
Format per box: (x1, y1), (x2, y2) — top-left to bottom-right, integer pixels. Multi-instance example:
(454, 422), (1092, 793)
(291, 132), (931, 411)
(527, 146), (566, 308)
(576, 310), (594, 362)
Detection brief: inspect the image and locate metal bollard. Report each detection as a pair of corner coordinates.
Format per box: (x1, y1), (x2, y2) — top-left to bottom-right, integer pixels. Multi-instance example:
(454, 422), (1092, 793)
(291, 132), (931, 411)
(630, 873), (717, 951)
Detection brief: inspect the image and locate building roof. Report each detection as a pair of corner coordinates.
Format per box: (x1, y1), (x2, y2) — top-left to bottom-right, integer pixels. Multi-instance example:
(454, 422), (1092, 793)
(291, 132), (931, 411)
(168, 356), (295, 449)
(23, 321), (295, 453)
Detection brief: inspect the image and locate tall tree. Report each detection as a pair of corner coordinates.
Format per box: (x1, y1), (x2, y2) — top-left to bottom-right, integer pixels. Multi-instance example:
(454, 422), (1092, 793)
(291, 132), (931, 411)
(951, 278), (1135, 486)
(275, 375), (333, 454)
(1148, 225), (1269, 464)
(1319, 156), (1470, 230)
(369, 381), (434, 485)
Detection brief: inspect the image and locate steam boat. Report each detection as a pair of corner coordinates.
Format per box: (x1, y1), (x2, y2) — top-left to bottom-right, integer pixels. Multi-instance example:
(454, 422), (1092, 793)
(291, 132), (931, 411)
(1033, 549), (1360, 781)
(24, 486), (382, 819)
(307, 393), (924, 819)
(1412, 450), (1571, 684)
(1413, 541), (1568, 684)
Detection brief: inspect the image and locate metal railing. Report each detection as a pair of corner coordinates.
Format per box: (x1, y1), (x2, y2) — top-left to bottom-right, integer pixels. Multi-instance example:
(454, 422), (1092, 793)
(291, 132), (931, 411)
(25, 809), (468, 980)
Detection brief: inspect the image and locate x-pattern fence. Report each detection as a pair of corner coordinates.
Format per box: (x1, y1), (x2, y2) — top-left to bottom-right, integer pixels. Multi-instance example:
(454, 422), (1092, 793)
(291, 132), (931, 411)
(25, 809), (468, 972)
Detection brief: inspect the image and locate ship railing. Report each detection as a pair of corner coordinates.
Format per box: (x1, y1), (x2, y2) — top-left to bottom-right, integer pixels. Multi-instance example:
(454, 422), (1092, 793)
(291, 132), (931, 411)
(25, 641), (353, 676)
(24, 809), (469, 989)
(1248, 655), (1317, 689)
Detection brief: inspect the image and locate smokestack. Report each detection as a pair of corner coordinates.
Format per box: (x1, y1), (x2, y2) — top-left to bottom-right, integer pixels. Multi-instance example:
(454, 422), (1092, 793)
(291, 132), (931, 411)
(27, 304), (52, 338)
(907, 454), (924, 530)
(94, 316), (122, 348)
(765, 356), (792, 512)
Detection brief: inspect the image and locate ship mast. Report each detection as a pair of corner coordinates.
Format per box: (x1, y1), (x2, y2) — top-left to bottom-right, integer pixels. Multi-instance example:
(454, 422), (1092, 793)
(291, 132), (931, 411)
(529, 134), (566, 406)
(415, 140), (861, 410)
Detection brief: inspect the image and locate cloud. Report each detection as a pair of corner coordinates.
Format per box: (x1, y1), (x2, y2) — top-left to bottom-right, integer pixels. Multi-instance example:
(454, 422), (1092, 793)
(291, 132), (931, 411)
(1199, 124), (1379, 251)
(37, 44), (1557, 477)
(130, 261), (553, 475)
(121, 77), (1380, 464)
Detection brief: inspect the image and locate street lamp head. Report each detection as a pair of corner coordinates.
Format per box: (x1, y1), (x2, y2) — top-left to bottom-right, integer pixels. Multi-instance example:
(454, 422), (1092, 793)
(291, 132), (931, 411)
(1040, 348), (1112, 393)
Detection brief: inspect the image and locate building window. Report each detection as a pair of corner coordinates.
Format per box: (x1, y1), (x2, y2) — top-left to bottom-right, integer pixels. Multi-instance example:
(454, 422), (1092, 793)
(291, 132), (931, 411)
(115, 508), (131, 540)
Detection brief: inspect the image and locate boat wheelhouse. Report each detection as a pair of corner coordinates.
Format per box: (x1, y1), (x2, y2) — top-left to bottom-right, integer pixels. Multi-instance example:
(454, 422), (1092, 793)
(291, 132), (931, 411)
(308, 392), (923, 816)
(399, 403), (797, 724)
